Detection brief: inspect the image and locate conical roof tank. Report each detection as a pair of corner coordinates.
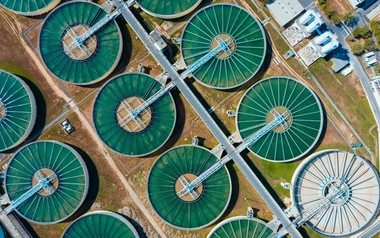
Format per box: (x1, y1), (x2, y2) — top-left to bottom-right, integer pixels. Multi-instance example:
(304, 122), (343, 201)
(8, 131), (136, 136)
(291, 150), (380, 237)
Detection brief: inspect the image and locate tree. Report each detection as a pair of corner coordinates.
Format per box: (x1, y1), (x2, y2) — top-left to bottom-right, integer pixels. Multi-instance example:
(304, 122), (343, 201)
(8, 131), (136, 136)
(374, 63), (380, 75)
(331, 14), (341, 24)
(343, 12), (356, 25)
(352, 26), (371, 39)
(364, 38), (377, 51)
(352, 26), (361, 38)
(350, 43), (365, 55)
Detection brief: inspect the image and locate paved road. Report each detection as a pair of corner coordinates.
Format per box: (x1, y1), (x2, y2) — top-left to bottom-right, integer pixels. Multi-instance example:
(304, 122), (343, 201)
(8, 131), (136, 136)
(114, 1), (302, 237)
(312, 5), (380, 156)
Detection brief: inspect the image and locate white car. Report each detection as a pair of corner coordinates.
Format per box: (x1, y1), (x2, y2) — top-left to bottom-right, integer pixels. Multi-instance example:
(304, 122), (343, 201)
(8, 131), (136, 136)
(60, 119), (74, 134)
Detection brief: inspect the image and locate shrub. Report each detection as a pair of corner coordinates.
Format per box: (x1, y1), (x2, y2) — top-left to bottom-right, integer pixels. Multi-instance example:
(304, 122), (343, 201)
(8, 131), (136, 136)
(350, 43), (365, 55)
(364, 38), (377, 51)
(342, 12), (356, 25)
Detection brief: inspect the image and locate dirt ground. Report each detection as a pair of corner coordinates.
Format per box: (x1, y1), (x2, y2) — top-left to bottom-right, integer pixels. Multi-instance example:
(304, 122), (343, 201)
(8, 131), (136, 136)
(328, 0), (354, 15)
(0, 8), (66, 123)
(30, 112), (151, 237)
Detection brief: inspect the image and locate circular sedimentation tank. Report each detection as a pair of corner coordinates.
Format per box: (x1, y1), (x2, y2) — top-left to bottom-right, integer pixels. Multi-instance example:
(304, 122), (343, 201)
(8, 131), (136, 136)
(5, 141), (89, 224)
(181, 4), (266, 89)
(207, 216), (275, 238)
(0, 0), (60, 16)
(39, 1), (122, 85)
(137, 0), (201, 19)
(291, 150), (380, 236)
(61, 211), (139, 238)
(93, 73), (176, 156)
(236, 76), (323, 162)
(0, 70), (36, 152)
(147, 145), (231, 230)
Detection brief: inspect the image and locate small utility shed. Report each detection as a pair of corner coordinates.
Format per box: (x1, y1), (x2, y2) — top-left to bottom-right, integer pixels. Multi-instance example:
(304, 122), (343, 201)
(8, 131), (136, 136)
(266, 0), (304, 26)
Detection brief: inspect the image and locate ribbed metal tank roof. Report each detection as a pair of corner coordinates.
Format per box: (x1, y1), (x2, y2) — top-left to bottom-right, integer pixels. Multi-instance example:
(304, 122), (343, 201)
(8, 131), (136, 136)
(5, 141), (89, 224)
(291, 150), (380, 236)
(236, 76), (323, 162)
(208, 216), (275, 238)
(93, 73), (176, 156)
(137, 0), (202, 19)
(62, 211), (139, 238)
(0, 70), (36, 152)
(0, 0), (60, 16)
(39, 1), (122, 85)
(147, 145), (232, 230)
(181, 4), (266, 89)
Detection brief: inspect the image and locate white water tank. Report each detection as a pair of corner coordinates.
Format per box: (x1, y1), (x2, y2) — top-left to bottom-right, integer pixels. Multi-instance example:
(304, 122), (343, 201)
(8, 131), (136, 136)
(322, 40), (339, 54)
(314, 31), (331, 45)
(306, 18), (323, 34)
(299, 10), (316, 25)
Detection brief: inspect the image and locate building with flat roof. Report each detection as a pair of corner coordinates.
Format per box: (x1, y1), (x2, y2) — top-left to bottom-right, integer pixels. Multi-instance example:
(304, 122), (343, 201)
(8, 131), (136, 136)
(348, 0), (365, 8)
(150, 30), (167, 51)
(266, 0), (304, 26)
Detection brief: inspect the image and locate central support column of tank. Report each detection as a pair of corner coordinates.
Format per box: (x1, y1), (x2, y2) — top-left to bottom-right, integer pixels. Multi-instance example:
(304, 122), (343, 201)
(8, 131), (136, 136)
(4, 141), (89, 224)
(39, 1), (123, 85)
(291, 150), (380, 236)
(177, 109), (290, 198)
(126, 36), (233, 121)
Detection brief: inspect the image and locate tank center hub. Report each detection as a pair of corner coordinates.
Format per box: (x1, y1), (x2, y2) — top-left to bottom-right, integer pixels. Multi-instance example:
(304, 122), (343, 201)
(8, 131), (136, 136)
(32, 168), (59, 196)
(267, 107), (292, 133)
(211, 34), (236, 59)
(322, 180), (350, 205)
(0, 101), (6, 121)
(116, 97), (152, 133)
(62, 25), (98, 61)
(175, 173), (203, 202)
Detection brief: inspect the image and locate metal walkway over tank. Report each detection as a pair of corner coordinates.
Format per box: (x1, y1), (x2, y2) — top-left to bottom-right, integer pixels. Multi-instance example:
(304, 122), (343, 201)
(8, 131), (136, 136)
(112, 1), (302, 237)
(63, 8), (120, 57)
(123, 35), (234, 121)
(177, 110), (290, 198)
(5, 169), (56, 214)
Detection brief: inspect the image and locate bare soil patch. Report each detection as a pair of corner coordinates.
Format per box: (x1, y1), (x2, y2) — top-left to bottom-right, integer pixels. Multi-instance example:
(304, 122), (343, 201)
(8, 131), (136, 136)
(329, 0), (354, 15)
(0, 11), (66, 123)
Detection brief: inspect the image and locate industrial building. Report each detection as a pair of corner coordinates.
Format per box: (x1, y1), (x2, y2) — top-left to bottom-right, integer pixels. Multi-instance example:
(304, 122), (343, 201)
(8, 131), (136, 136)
(298, 30), (339, 66)
(208, 216), (275, 238)
(0, 70), (36, 152)
(39, 1), (123, 85)
(266, 0), (304, 27)
(93, 73), (176, 156)
(283, 9), (324, 46)
(0, 0), (60, 16)
(236, 76), (323, 162)
(3, 141), (89, 224)
(147, 145), (232, 230)
(291, 150), (380, 236)
(181, 4), (266, 89)
(137, 0), (202, 19)
(62, 211), (139, 237)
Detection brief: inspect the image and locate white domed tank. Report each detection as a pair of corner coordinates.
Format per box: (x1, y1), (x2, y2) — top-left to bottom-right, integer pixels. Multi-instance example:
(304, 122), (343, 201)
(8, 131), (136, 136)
(299, 10), (316, 25)
(291, 150), (380, 237)
(314, 31), (331, 45)
(322, 40), (339, 54)
(306, 18), (323, 34)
